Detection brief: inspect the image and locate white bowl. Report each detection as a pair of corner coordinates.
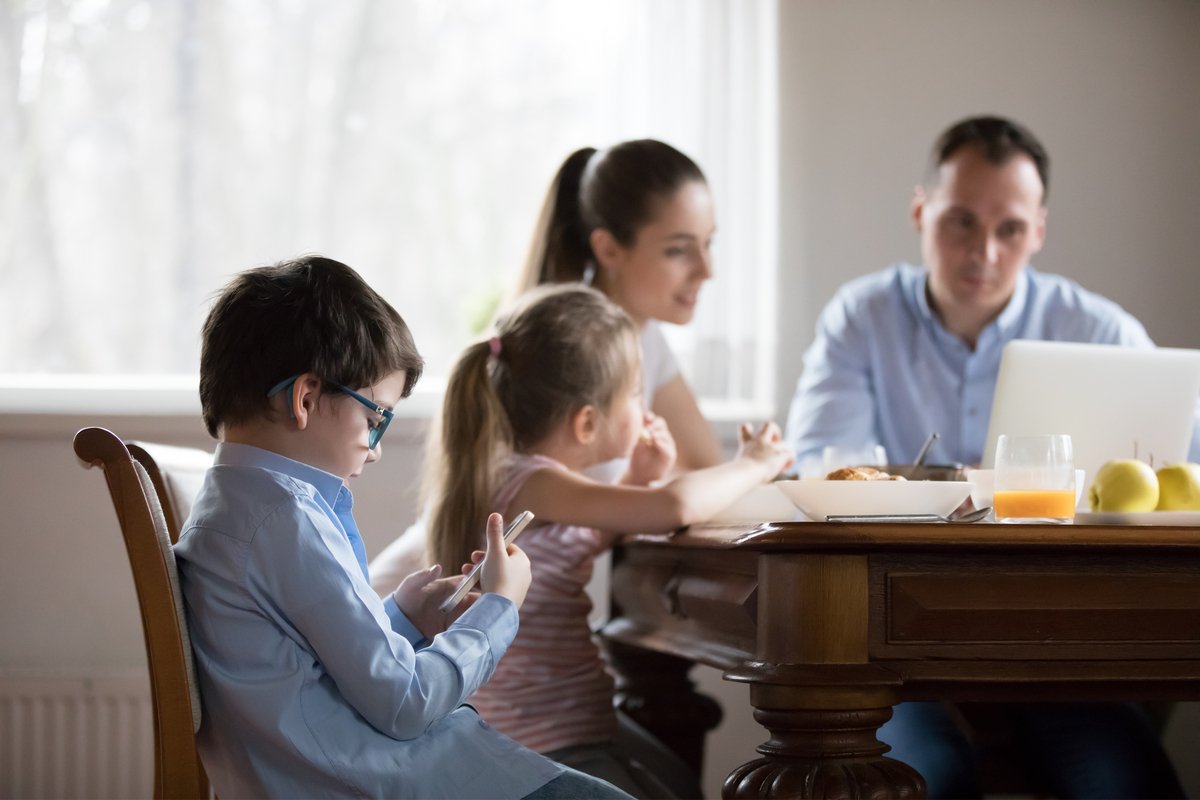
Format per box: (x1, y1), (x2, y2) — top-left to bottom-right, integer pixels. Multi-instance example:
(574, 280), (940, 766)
(774, 479), (973, 521)
(965, 468), (1087, 510)
(709, 484), (800, 523)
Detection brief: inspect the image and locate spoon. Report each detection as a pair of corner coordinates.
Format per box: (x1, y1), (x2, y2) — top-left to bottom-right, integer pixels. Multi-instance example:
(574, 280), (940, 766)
(913, 432), (940, 467)
(826, 506), (992, 524)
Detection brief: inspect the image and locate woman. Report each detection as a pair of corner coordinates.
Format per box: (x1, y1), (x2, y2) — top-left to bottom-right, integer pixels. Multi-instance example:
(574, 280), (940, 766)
(370, 140), (726, 797)
(513, 139), (724, 477)
(371, 138), (723, 589)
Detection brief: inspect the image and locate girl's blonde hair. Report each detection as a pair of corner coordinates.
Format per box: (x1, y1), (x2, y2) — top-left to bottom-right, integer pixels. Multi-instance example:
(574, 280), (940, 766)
(424, 284), (639, 572)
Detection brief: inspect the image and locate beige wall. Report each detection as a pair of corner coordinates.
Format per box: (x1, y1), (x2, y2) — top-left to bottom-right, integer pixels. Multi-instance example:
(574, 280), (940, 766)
(0, 413), (428, 671)
(2, 1), (1198, 797)
(775, 0), (1200, 414)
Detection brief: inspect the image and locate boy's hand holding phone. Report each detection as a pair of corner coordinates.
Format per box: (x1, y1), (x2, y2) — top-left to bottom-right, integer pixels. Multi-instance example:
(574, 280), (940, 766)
(440, 512), (534, 614)
(391, 564), (463, 640)
(395, 509), (534, 632)
(477, 512), (532, 609)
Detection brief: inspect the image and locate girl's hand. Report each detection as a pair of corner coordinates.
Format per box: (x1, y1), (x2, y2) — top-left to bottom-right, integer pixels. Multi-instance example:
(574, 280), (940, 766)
(626, 412), (677, 485)
(736, 421), (794, 481)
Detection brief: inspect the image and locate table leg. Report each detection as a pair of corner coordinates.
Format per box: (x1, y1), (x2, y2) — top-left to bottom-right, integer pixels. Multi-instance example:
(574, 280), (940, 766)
(722, 553), (926, 798)
(721, 667), (924, 798)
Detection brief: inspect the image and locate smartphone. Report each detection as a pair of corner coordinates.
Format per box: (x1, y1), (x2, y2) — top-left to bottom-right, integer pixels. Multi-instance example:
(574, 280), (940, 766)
(438, 510), (534, 613)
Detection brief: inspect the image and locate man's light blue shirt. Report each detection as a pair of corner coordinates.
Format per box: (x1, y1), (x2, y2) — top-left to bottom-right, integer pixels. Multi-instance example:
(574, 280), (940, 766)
(174, 442), (561, 799)
(785, 263), (1200, 468)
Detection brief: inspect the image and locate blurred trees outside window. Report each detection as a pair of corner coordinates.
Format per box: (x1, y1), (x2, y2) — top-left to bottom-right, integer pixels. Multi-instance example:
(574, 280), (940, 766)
(0, 0), (776, 412)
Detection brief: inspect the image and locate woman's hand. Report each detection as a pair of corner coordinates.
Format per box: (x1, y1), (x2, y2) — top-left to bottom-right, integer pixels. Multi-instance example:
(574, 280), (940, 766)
(736, 421), (794, 481)
(626, 411), (677, 485)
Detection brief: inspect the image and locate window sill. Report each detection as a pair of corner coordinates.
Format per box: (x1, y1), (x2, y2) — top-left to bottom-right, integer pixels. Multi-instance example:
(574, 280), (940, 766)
(0, 375), (773, 443)
(0, 374), (442, 416)
(0, 374), (433, 442)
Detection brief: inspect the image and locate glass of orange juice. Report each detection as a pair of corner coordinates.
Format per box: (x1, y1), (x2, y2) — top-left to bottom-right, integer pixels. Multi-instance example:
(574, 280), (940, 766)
(993, 434), (1076, 523)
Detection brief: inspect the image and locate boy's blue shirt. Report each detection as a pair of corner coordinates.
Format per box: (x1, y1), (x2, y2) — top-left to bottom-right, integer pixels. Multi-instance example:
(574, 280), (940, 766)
(174, 442), (561, 799)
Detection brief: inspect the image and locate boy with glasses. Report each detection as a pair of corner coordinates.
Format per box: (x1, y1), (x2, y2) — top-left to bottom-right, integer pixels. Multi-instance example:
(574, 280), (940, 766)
(174, 255), (630, 798)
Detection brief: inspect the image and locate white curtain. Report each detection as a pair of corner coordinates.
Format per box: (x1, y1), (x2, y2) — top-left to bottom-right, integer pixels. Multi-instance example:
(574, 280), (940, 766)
(0, 0), (776, 411)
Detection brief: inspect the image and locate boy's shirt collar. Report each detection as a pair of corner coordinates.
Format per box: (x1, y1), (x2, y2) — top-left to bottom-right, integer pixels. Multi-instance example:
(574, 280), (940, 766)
(214, 442), (347, 507)
(214, 442), (368, 580)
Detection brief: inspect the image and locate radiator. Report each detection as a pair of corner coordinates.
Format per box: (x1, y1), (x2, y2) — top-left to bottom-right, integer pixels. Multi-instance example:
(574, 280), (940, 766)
(0, 671), (152, 799)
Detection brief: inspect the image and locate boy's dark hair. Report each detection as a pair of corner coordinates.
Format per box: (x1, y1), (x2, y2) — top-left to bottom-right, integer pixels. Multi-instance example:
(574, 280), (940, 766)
(930, 115), (1051, 203)
(199, 255), (423, 437)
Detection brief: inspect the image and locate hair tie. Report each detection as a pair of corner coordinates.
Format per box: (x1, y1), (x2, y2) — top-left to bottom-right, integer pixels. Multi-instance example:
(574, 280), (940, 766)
(488, 336), (502, 358)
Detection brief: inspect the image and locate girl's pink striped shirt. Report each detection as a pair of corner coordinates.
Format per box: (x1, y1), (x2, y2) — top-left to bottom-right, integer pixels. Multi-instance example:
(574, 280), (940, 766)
(468, 453), (617, 753)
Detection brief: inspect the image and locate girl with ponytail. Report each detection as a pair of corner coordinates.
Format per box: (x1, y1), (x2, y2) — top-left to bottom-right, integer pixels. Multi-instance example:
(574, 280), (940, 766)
(371, 140), (727, 591)
(423, 284), (792, 798)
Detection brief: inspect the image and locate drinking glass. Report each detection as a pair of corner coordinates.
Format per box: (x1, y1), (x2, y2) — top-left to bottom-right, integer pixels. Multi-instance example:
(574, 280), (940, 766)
(993, 434), (1076, 523)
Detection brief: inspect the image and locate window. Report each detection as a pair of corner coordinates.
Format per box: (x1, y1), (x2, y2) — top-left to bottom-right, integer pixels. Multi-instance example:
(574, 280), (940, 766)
(1, 0), (777, 417)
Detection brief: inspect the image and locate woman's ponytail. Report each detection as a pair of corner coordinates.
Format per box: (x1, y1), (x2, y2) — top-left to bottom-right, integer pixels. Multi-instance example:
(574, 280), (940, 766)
(514, 147), (597, 298)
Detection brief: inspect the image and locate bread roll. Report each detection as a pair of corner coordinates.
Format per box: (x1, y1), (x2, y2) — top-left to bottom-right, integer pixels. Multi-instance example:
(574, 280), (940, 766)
(824, 466), (906, 481)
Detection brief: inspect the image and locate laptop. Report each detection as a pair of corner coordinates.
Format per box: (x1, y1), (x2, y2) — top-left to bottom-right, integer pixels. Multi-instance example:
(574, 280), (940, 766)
(981, 340), (1200, 484)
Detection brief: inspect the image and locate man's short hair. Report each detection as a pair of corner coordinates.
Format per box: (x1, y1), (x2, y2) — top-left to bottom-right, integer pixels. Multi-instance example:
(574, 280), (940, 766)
(199, 255), (423, 438)
(930, 115), (1050, 203)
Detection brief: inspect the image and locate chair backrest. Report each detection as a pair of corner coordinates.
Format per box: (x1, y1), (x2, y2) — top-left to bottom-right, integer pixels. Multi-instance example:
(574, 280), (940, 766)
(74, 427), (210, 800)
(127, 441), (214, 545)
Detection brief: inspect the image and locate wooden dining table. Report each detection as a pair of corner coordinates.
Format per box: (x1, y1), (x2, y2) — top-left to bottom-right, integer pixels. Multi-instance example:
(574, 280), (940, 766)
(599, 518), (1200, 799)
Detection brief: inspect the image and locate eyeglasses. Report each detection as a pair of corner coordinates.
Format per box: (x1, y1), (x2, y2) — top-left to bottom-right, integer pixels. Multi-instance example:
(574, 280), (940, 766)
(267, 375), (394, 450)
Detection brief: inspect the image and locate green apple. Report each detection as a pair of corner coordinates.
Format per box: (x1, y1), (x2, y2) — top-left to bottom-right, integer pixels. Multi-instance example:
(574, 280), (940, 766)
(1156, 463), (1200, 511)
(1088, 459), (1159, 512)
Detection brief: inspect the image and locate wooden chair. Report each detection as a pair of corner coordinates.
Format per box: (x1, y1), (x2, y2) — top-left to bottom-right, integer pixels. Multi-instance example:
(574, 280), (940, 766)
(74, 427), (211, 799)
(126, 440), (214, 544)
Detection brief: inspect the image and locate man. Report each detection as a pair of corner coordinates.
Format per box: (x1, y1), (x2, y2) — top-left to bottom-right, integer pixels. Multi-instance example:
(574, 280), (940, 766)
(786, 115), (1200, 470)
(784, 116), (1187, 798)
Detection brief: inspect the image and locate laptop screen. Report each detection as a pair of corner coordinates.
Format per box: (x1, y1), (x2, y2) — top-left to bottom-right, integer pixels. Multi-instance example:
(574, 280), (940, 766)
(980, 340), (1200, 485)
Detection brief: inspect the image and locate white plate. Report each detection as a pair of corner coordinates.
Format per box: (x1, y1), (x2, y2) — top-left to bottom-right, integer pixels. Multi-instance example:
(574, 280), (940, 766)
(709, 484), (800, 523)
(1074, 511), (1200, 526)
(775, 479), (973, 521)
